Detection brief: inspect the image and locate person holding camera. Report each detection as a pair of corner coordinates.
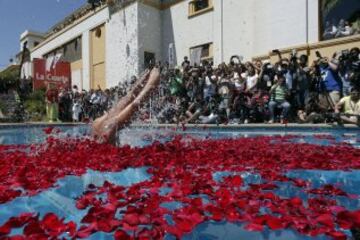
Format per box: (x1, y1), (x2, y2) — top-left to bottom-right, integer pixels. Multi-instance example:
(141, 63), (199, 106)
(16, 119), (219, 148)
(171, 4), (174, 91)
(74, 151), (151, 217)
(268, 75), (291, 123)
(318, 57), (343, 110)
(295, 55), (311, 109)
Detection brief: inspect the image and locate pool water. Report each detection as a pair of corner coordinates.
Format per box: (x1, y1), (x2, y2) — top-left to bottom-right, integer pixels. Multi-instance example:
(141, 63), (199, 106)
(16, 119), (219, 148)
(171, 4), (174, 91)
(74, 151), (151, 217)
(0, 125), (360, 239)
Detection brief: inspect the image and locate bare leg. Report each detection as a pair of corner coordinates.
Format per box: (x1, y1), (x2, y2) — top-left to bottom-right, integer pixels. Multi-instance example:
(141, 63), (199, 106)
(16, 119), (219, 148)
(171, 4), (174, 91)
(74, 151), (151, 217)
(186, 110), (202, 124)
(340, 116), (358, 125)
(97, 70), (150, 122)
(92, 68), (160, 144)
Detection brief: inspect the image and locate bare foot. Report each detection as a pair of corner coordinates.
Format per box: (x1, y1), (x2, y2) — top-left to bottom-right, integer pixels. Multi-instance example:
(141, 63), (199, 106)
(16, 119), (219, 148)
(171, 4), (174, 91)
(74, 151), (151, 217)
(92, 68), (160, 144)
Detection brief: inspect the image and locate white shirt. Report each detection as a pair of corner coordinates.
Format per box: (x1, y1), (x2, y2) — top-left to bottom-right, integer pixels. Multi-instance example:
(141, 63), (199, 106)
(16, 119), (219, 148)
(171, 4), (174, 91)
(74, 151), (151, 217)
(246, 74), (258, 91)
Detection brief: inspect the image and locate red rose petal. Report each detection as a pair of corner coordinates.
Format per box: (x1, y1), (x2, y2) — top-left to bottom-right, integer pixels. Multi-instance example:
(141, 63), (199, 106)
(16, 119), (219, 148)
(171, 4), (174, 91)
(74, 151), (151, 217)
(114, 229), (131, 240)
(244, 223), (264, 232)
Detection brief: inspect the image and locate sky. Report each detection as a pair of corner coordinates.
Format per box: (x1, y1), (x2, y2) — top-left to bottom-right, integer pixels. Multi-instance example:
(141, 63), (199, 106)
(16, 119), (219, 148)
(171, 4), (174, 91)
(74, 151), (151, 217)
(0, 0), (86, 70)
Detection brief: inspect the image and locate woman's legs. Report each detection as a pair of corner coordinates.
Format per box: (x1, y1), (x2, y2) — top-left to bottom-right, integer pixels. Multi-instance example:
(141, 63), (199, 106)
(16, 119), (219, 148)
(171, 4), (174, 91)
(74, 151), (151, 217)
(92, 68), (160, 144)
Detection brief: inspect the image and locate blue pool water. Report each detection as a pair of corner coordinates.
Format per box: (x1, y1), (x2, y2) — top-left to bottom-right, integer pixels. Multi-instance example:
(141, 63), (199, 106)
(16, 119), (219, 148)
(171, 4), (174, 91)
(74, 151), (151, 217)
(1, 125), (360, 239)
(1, 125), (360, 147)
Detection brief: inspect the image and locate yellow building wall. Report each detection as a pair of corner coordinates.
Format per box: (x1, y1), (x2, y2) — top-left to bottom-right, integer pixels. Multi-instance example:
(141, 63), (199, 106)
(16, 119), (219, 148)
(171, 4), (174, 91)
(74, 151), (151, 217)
(71, 59), (82, 71)
(90, 24), (106, 90)
(253, 35), (360, 65)
(308, 35), (360, 64)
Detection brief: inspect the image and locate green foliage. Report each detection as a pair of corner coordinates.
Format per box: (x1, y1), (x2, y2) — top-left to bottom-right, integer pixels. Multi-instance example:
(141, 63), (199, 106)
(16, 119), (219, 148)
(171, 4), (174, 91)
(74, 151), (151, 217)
(0, 65), (20, 90)
(24, 89), (46, 121)
(351, 18), (360, 32)
(0, 101), (5, 114)
(322, 0), (342, 15)
(27, 89), (46, 101)
(24, 100), (46, 121)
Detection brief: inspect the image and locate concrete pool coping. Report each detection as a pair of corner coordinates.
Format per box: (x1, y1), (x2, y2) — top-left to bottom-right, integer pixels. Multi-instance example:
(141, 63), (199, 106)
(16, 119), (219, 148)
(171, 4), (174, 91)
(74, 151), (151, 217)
(132, 123), (360, 129)
(0, 122), (87, 128)
(0, 122), (359, 130)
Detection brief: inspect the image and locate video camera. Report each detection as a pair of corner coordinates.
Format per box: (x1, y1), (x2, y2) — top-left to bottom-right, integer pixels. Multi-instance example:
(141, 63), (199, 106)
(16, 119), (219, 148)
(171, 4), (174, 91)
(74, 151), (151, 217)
(339, 48), (360, 71)
(314, 51), (329, 69)
(290, 49), (298, 63)
(338, 48), (360, 89)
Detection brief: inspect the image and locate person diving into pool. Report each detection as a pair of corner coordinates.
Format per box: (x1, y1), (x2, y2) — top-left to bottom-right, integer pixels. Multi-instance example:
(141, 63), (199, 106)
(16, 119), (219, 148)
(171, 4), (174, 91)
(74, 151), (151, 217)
(92, 67), (161, 144)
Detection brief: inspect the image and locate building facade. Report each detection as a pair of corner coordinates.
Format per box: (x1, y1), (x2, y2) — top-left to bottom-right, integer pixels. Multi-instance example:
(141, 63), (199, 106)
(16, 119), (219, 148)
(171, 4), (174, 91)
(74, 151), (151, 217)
(24, 0), (360, 90)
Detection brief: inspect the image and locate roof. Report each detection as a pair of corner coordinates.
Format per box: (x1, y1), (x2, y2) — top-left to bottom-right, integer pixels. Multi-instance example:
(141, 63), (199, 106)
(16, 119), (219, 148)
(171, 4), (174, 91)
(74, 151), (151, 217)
(37, 0), (185, 40)
(45, 3), (96, 38)
(20, 30), (45, 41)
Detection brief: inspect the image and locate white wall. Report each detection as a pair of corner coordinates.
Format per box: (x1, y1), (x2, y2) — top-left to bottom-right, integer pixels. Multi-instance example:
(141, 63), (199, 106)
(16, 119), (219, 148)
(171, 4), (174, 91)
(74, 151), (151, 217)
(20, 35), (44, 51)
(253, 0), (306, 56)
(164, 0), (321, 62)
(138, 2), (162, 71)
(106, 2), (139, 87)
(71, 69), (82, 90)
(162, 1), (215, 66)
(308, 0), (320, 43)
(31, 7), (109, 90)
(218, 0), (254, 62)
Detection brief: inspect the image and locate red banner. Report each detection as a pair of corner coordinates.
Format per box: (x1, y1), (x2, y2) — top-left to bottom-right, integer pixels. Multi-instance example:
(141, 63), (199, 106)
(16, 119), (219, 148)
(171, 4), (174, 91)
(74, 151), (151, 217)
(32, 58), (71, 90)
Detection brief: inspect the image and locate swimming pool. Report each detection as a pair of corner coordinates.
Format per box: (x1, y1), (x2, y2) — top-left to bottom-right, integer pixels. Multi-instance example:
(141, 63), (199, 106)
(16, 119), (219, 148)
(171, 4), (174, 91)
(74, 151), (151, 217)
(1, 124), (359, 147)
(0, 124), (360, 239)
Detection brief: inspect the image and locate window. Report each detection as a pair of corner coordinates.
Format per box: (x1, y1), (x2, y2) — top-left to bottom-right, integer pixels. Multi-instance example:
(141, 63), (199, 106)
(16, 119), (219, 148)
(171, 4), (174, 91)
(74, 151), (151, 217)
(144, 52), (155, 69)
(34, 42), (39, 47)
(189, 43), (213, 66)
(189, 0), (213, 18)
(95, 27), (102, 38)
(320, 0), (360, 41)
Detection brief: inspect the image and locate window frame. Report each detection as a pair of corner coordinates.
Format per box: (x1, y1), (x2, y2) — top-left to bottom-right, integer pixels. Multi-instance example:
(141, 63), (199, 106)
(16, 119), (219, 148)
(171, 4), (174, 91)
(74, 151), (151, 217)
(189, 42), (214, 64)
(188, 0), (214, 18)
(144, 51), (156, 69)
(318, 0), (360, 42)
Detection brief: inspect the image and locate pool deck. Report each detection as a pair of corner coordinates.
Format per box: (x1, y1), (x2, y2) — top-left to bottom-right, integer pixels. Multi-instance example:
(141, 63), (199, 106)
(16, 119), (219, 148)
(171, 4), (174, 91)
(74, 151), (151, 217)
(0, 122), (87, 128)
(132, 123), (359, 129)
(0, 122), (359, 130)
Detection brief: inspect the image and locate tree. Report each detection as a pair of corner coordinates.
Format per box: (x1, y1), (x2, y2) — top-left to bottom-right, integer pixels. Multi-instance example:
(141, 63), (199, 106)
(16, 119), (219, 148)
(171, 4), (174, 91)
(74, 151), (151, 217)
(0, 65), (20, 93)
(321, 0), (342, 15)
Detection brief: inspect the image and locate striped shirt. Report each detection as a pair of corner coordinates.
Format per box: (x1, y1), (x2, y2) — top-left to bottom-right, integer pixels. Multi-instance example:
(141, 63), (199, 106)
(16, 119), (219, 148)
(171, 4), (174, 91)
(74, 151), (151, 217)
(271, 85), (287, 102)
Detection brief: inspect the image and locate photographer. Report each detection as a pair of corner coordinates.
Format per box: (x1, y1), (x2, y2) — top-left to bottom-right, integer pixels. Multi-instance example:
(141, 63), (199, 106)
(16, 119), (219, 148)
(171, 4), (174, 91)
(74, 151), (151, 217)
(258, 62), (275, 92)
(295, 54), (311, 109)
(338, 48), (360, 96)
(348, 48), (360, 90)
(318, 57), (342, 110)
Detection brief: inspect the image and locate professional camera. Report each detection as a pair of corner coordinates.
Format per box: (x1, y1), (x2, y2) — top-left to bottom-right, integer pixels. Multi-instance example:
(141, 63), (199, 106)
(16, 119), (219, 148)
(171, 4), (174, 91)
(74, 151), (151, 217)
(339, 48), (360, 89)
(262, 62), (274, 75)
(314, 51), (329, 69)
(339, 48), (360, 71)
(290, 49), (298, 63)
(349, 47), (360, 71)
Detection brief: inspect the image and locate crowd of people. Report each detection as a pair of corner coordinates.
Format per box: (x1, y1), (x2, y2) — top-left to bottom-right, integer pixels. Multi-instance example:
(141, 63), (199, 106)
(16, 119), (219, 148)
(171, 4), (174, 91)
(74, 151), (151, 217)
(49, 80), (133, 122)
(323, 19), (360, 40)
(54, 47), (360, 125)
(155, 48), (360, 125)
